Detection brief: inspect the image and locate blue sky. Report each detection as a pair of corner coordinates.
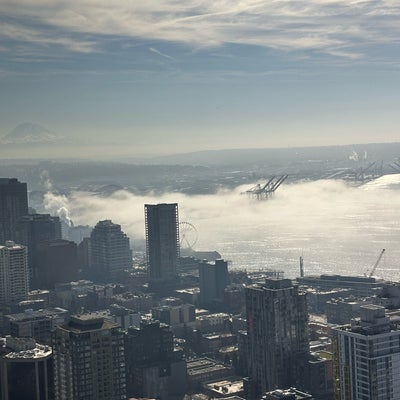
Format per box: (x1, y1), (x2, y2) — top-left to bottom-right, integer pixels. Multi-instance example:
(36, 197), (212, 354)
(1, 0), (400, 156)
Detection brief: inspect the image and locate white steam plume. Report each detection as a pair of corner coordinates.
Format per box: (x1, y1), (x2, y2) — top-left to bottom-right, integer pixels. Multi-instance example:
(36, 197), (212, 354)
(41, 170), (73, 227)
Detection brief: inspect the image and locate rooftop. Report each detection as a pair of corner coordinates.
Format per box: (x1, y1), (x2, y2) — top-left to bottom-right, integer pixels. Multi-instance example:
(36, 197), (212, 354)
(2, 337), (52, 360)
(61, 314), (120, 333)
(6, 307), (68, 322)
(203, 378), (244, 396)
(187, 357), (230, 377)
(0, 241), (25, 250)
(263, 387), (313, 399)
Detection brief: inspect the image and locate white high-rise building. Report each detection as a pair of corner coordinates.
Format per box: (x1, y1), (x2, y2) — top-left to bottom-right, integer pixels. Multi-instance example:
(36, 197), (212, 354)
(333, 304), (400, 399)
(0, 241), (29, 304)
(90, 220), (131, 281)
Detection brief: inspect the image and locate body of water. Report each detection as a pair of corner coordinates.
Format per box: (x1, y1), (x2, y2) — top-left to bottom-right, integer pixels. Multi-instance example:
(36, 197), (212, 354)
(195, 174), (400, 281)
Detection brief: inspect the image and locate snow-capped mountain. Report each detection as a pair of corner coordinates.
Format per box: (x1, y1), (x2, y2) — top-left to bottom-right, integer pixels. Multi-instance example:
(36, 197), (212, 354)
(0, 123), (64, 144)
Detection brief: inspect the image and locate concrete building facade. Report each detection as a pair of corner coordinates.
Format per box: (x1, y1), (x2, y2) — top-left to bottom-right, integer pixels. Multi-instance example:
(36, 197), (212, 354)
(15, 213), (62, 287)
(124, 319), (186, 399)
(0, 336), (53, 400)
(0, 178), (28, 245)
(53, 314), (126, 400)
(35, 239), (78, 289)
(245, 279), (308, 399)
(199, 259), (228, 308)
(144, 203), (180, 291)
(90, 220), (131, 281)
(0, 241), (29, 304)
(5, 307), (68, 345)
(333, 304), (400, 400)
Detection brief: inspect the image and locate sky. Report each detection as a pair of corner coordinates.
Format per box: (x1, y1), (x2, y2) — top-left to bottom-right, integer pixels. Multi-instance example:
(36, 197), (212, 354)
(1, 0), (400, 157)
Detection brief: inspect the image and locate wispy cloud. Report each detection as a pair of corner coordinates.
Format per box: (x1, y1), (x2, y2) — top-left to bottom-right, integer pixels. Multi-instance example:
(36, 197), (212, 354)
(0, 0), (399, 61)
(0, 20), (98, 53)
(149, 47), (175, 60)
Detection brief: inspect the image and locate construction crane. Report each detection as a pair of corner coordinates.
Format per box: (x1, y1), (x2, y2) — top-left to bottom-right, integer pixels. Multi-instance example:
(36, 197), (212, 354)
(366, 249), (386, 278)
(389, 159), (400, 173)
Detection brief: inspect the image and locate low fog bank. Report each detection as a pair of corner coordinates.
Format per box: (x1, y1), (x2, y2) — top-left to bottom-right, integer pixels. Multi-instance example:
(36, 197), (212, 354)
(43, 174), (400, 280)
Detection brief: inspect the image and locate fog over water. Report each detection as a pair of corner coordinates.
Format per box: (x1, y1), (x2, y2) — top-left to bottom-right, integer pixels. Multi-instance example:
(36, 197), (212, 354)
(46, 174), (400, 281)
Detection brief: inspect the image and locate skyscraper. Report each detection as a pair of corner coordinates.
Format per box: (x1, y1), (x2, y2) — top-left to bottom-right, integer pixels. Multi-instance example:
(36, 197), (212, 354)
(245, 278), (308, 399)
(199, 259), (228, 307)
(0, 178), (28, 244)
(124, 319), (186, 399)
(16, 213), (62, 287)
(35, 239), (78, 289)
(144, 203), (180, 290)
(0, 336), (54, 400)
(0, 241), (29, 304)
(333, 304), (400, 400)
(90, 220), (131, 281)
(53, 314), (126, 400)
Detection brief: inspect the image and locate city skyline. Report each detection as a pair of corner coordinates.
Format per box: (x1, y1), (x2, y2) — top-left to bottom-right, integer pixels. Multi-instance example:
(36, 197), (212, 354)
(1, 1), (400, 158)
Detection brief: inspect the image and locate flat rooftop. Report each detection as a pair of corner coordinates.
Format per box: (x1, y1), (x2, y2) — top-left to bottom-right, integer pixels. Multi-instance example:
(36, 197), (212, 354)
(204, 378), (243, 396)
(60, 314), (120, 333)
(2, 337), (52, 360)
(187, 357), (230, 377)
(6, 307), (68, 322)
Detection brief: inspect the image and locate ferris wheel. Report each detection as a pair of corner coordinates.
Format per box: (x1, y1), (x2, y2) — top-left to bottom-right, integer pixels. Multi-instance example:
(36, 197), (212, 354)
(179, 221), (198, 250)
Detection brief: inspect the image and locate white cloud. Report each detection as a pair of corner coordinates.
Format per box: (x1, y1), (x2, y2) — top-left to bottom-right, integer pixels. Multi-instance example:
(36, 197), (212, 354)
(0, 21), (98, 53)
(1, 0), (400, 59)
(53, 174), (400, 278)
(61, 175), (399, 242)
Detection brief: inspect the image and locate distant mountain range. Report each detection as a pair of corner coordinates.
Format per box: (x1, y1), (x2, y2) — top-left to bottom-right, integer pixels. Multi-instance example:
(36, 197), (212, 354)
(148, 142), (400, 166)
(0, 122), (64, 144)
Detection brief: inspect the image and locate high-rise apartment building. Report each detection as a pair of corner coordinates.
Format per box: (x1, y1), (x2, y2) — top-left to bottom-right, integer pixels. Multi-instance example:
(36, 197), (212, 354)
(245, 278), (308, 399)
(0, 241), (29, 304)
(333, 304), (400, 400)
(90, 220), (131, 281)
(144, 203), (180, 290)
(53, 314), (126, 400)
(0, 178), (28, 244)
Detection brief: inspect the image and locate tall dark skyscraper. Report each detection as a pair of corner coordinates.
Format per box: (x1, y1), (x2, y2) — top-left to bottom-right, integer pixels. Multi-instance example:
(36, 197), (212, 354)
(245, 278), (309, 399)
(199, 259), (228, 307)
(36, 239), (78, 289)
(144, 203), (180, 291)
(0, 178), (28, 244)
(16, 213), (62, 287)
(125, 320), (177, 399)
(90, 220), (131, 281)
(0, 336), (54, 400)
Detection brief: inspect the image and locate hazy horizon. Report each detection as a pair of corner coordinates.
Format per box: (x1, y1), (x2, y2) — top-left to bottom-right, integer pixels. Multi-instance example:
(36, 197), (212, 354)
(1, 1), (400, 156)
(1, 138), (400, 162)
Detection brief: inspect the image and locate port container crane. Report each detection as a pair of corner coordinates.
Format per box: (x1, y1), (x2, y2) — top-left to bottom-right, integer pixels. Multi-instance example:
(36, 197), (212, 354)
(367, 248), (385, 278)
